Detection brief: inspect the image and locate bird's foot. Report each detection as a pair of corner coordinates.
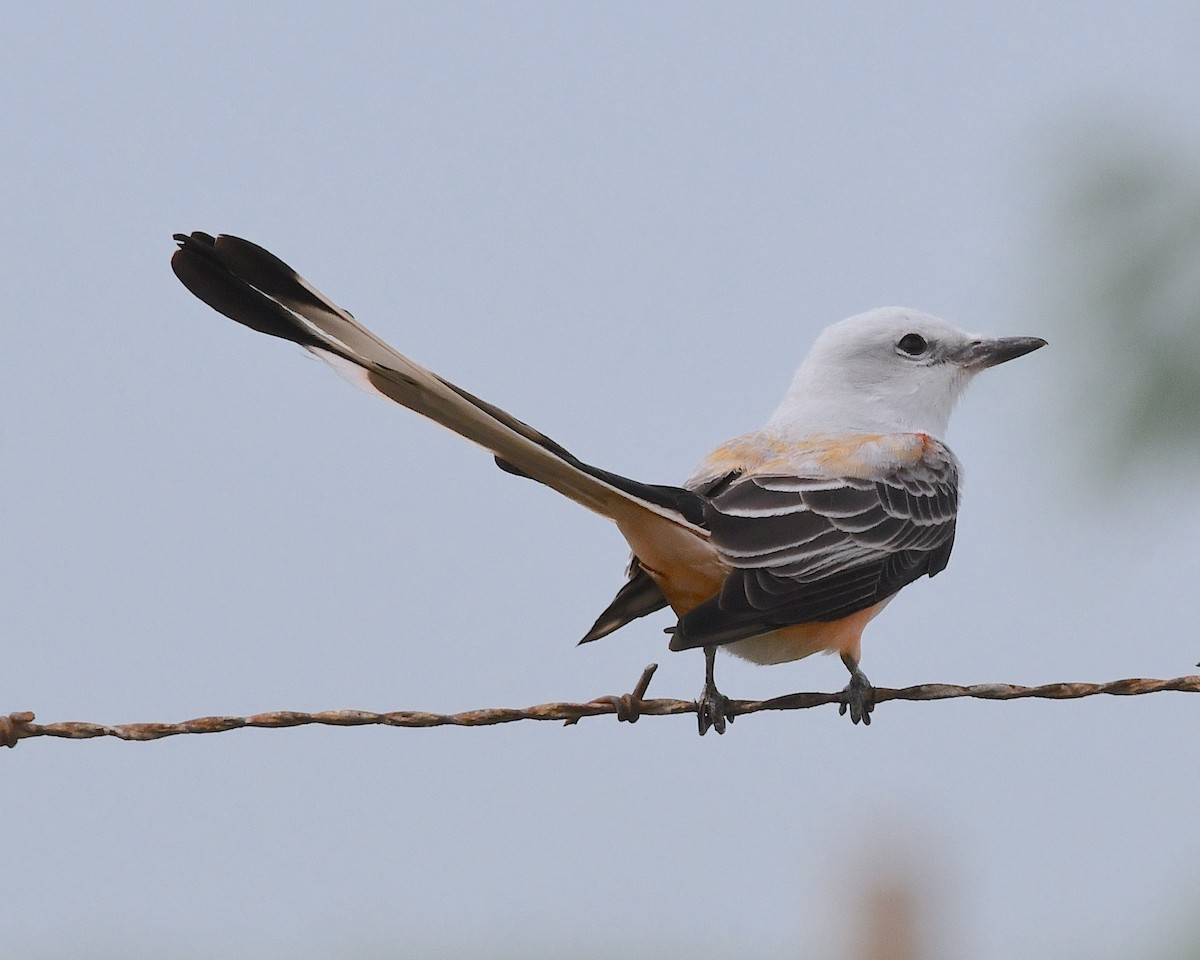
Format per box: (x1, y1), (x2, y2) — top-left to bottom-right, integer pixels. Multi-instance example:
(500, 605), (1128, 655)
(696, 644), (735, 736)
(697, 680), (735, 736)
(838, 667), (875, 726)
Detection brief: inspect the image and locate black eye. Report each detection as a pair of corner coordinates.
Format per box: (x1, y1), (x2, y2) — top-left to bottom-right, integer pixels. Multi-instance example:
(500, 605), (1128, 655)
(897, 333), (928, 356)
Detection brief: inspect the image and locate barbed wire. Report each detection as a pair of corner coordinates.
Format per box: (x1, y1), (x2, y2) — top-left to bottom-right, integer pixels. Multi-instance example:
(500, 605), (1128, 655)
(3, 666), (1197, 749)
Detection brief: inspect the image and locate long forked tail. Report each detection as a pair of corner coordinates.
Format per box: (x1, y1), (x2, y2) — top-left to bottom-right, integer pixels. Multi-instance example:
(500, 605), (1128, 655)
(170, 232), (708, 536)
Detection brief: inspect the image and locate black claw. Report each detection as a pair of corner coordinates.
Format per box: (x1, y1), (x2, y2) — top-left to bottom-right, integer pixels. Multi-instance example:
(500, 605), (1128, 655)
(839, 670), (875, 725)
(697, 688), (734, 736)
(696, 646), (734, 736)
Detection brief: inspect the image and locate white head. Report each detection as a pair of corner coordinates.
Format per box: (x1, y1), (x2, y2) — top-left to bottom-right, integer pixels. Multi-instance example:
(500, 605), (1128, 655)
(765, 307), (1046, 438)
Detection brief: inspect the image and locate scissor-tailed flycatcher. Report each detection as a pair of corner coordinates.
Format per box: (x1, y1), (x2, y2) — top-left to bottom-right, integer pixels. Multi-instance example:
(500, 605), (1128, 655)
(171, 232), (1046, 734)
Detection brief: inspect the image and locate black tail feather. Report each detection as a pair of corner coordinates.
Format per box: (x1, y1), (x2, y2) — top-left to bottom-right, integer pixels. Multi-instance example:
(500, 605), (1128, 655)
(580, 561), (671, 643)
(170, 233), (326, 351)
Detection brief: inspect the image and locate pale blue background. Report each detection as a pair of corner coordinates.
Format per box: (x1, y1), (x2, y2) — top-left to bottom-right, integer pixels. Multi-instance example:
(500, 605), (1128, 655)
(3, 4), (1199, 957)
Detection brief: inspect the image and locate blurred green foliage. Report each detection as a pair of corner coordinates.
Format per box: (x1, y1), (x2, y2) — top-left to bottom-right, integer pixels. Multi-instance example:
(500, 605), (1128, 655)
(1049, 124), (1200, 470)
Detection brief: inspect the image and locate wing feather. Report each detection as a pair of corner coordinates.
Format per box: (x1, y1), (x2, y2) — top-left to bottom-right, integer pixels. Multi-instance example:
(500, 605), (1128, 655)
(670, 446), (960, 651)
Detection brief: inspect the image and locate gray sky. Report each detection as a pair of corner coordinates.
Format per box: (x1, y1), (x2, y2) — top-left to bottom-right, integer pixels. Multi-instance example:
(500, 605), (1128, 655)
(4, 4), (1199, 958)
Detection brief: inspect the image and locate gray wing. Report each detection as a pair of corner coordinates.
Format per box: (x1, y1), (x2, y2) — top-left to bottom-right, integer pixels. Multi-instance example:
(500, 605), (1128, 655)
(669, 453), (959, 650)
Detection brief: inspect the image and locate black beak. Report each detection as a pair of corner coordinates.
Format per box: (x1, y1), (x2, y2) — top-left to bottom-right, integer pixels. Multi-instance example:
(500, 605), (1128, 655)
(954, 336), (1048, 369)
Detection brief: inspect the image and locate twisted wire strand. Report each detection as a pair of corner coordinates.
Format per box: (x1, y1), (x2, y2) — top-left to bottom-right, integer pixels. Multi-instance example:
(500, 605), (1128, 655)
(3, 670), (1197, 748)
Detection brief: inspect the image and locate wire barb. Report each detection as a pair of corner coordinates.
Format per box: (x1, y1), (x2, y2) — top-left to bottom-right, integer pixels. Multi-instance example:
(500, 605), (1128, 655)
(565, 662), (660, 726)
(4, 673), (1198, 749)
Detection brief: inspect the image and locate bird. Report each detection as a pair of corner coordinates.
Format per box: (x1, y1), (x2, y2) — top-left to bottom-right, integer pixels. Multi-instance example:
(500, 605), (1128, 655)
(170, 231), (1046, 734)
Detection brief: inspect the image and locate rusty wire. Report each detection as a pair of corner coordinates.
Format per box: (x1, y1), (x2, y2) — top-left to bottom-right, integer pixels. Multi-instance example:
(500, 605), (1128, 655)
(3, 666), (1198, 749)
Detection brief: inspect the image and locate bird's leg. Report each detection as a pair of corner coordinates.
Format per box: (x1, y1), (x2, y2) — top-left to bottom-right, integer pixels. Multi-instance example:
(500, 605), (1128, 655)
(696, 645), (734, 736)
(838, 653), (875, 725)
